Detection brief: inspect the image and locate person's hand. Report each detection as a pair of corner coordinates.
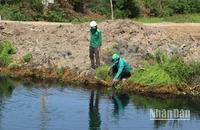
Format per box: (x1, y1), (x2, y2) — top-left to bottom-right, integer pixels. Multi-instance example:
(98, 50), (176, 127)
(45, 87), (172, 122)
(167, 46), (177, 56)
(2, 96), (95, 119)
(97, 46), (101, 52)
(108, 68), (110, 72)
(113, 79), (118, 82)
(111, 79), (118, 86)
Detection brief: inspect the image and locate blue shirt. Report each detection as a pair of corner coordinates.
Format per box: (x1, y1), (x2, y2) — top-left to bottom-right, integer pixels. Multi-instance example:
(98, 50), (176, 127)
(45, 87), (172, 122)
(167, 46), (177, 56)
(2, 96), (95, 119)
(109, 58), (132, 79)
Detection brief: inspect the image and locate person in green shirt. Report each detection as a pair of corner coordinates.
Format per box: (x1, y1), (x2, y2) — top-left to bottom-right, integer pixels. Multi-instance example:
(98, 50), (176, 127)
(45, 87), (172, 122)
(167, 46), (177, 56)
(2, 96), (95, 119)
(108, 54), (132, 86)
(89, 21), (102, 69)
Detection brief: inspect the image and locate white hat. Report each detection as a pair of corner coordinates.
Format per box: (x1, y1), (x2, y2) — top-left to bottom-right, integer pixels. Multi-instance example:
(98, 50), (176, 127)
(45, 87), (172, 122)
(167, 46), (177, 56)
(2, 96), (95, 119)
(90, 21), (97, 28)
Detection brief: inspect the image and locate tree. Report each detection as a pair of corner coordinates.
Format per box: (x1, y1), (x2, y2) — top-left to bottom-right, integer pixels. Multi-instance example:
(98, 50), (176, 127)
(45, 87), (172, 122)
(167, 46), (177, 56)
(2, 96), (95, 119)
(110, 0), (114, 20)
(69, 0), (85, 13)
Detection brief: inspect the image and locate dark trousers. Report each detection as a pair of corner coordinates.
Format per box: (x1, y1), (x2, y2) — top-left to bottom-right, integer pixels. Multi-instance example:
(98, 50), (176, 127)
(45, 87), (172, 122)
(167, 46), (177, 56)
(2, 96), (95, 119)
(112, 66), (131, 80)
(89, 46), (100, 67)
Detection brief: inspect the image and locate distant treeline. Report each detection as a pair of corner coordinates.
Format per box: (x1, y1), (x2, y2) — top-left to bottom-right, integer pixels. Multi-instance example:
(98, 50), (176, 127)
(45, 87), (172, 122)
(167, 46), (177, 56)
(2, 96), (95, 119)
(0, 0), (200, 22)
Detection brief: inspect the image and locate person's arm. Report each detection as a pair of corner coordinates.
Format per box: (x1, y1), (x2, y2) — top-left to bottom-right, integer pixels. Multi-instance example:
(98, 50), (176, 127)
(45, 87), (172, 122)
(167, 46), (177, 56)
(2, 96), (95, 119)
(110, 64), (123, 87)
(110, 63), (115, 69)
(108, 62), (116, 72)
(98, 31), (102, 46)
(114, 63), (124, 80)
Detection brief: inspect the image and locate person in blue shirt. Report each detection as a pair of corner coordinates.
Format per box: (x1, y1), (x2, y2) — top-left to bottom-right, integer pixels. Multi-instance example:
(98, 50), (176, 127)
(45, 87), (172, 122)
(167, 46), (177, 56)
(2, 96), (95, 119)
(108, 54), (132, 86)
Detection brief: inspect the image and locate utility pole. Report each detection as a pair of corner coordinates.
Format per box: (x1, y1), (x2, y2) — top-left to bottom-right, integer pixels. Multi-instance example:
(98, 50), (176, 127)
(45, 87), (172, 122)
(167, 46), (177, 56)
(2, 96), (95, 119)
(110, 0), (114, 21)
(42, 0), (48, 15)
(42, 0), (54, 15)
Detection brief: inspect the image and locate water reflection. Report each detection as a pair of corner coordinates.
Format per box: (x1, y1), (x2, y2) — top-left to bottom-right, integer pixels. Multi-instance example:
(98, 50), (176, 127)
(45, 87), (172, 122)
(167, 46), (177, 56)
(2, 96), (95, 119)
(0, 78), (200, 130)
(41, 87), (48, 130)
(0, 77), (15, 130)
(88, 89), (130, 130)
(113, 93), (129, 115)
(153, 120), (168, 129)
(0, 77), (14, 97)
(89, 89), (101, 130)
(132, 94), (200, 129)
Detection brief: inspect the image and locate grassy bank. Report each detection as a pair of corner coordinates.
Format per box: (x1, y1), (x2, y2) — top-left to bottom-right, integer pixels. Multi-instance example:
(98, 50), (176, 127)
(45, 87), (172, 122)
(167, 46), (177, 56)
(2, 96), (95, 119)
(1, 29), (200, 97)
(96, 50), (200, 96)
(133, 14), (200, 23)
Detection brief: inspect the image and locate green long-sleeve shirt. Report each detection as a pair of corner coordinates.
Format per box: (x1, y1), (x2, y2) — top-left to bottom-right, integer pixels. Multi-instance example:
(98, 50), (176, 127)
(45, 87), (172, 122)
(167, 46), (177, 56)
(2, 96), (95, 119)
(109, 58), (132, 80)
(90, 28), (102, 48)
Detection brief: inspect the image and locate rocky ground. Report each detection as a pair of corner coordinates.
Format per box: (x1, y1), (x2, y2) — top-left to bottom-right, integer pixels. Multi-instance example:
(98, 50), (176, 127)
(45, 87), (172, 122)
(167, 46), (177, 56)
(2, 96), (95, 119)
(0, 19), (200, 78)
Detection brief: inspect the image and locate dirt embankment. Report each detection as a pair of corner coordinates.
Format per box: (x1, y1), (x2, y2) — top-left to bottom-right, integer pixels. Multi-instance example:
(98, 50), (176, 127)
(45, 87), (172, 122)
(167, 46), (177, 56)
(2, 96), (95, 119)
(1, 20), (200, 68)
(0, 20), (200, 97)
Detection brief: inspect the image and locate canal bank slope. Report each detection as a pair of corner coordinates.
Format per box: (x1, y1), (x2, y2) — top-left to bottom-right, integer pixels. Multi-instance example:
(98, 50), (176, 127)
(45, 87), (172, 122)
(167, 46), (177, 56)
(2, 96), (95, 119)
(0, 20), (200, 96)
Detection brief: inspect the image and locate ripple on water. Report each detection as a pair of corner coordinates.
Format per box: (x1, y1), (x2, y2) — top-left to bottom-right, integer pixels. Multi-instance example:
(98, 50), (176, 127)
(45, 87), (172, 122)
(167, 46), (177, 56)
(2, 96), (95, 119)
(0, 84), (200, 130)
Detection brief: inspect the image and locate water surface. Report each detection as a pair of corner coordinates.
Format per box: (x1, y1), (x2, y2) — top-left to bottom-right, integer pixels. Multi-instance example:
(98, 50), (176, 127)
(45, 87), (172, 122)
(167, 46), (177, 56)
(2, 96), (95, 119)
(0, 78), (200, 130)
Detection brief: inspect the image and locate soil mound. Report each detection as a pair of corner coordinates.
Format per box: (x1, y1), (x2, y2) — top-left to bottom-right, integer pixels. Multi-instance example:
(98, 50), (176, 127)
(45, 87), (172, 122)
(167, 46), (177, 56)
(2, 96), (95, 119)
(0, 19), (200, 76)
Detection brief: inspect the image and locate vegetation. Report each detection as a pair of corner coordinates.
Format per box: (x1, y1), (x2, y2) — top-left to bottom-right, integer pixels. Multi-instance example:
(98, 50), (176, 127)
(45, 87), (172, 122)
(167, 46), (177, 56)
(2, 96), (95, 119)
(134, 17), (163, 23)
(164, 14), (200, 23)
(23, 52), (32, 62)
(8, 61), (20, 70)
(0, 77), (15, 97)
(0, 40), (15, 66)
(96, 64), (112, 82)
(47, 4), (68, 22)
(134, 14), (200, 23)
(96, 50), (200, 87)
(104, 44), (120, 56)
(59, 67), (65, 75)
(132, 50), (200, 86)
(1, 1), (200, 94)
(1, 0), (200, 22)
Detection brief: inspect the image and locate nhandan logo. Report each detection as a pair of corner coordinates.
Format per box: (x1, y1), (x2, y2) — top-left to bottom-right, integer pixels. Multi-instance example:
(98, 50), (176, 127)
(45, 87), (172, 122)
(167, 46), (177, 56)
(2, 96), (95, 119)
(150, 109), (190, 120)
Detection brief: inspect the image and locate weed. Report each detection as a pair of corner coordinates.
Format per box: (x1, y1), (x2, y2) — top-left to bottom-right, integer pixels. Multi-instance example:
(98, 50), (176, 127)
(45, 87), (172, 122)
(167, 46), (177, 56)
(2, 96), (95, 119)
(104, 43), (120, 56)
(96, 64), (112, 82)
(70, 68), (77, 77)
(59, 67), (65, 75)
(0, 40), (15, 66)
(8, 61), (20, 70)
(133, 50), (200, 87)
(104, 48), (120, 56)
(23, 52), (32, 62)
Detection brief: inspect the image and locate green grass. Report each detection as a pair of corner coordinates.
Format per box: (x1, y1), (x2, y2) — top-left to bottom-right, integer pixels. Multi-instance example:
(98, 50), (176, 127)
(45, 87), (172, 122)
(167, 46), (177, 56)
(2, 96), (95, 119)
(96, 64), (112, 82)
(163, 14), (195, 23)
(131, 50), (200, 87)
(22, 52), (32, 62)
(133, 14), (200, 23)
(133, 17), (163, 23)
(0, 40), (15, 66)
(190, 14), (200, 23)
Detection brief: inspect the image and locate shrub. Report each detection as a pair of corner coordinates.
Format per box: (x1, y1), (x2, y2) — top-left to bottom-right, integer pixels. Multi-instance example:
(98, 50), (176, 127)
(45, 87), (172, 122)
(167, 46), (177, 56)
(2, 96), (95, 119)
(0, 40), (15, 66)
(104, 48), (120, 56)
(47, 5), (67, 22)
(0, 4), (32, 21)
(104, 43), (120, 56)
(8, 61), (20, 70)
(133, 63), (176, 86)
(11, 12), (33, 21)
(59, 67), (65, 75)
(133, 50), (200, 87)
(96, 64), (112, 82)
(23, 53), (32, 62)
(162, 55), (193, 85)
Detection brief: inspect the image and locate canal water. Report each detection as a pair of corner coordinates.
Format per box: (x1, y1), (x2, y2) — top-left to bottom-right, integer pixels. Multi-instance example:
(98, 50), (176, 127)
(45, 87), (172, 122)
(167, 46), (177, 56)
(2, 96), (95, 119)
(0, 77), (200, 130)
